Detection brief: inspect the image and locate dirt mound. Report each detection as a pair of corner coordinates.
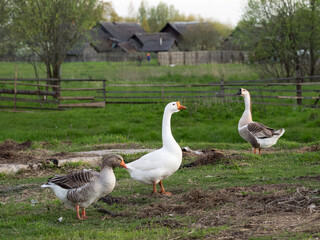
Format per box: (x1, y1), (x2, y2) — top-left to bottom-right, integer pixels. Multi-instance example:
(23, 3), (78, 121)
(138, 184), (320, 218)
(0, 140), (34, 164)
(298, 144), (320, 153)
(0, 140), (32, 152)
(135, 185), (320, 238)
(182, 149), (225, 167)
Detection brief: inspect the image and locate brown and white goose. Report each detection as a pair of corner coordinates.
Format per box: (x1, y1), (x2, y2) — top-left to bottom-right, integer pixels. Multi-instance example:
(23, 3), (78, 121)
(237, 88), (285, 155)
(41, 155), (127, 220)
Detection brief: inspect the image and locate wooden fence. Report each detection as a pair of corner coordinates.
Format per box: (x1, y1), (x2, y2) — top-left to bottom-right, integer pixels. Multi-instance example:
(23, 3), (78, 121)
(0, 77), (106, 111)
(0, 75), (320, 111)
(103, 76), (320, 108)
(158, 51), (249, 66)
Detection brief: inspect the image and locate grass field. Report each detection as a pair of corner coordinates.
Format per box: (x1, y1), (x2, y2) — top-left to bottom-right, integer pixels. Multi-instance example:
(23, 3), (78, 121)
(0, 61), (319, 239)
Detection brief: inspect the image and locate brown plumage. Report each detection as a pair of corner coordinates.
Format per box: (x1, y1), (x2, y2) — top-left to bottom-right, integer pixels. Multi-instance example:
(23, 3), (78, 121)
(42, 155), (127, 220)
(238, 88), (285, 155)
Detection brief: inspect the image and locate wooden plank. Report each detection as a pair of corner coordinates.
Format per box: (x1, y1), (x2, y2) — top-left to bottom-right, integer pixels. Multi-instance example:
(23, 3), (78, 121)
(0, 89), (56, 96)
(278, 96), (320, 99)
(0, 78), (59, 82)
(0, 105), (62, 110)
(58, 96), (95, 100)
(224, 87), (320, 93)
(104, 90), (220, 94)
(0, 81), (59, 88)
(107, 83), (219, 87)
(60, 88), (104, 91)
(0, 96), (58, 104)
(58, 101), (105, 108)
(224, 82), (320, 86)
(105, 95), (223, 99)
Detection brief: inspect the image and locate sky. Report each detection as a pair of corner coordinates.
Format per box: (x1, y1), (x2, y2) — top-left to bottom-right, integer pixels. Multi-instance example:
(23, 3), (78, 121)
(111, 0), (249, 27)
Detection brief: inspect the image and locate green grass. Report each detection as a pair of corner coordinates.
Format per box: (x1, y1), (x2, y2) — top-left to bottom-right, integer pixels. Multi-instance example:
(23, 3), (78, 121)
(0, 62), (319, 239)
(0, 100), (319, 152)
(1, 151), (319, 239)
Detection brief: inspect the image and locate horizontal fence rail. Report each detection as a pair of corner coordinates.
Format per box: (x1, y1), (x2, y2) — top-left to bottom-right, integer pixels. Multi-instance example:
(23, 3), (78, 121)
(102, 76), (320, 108)
(0, 74), (320, 111)
(0, 76), (106, 111)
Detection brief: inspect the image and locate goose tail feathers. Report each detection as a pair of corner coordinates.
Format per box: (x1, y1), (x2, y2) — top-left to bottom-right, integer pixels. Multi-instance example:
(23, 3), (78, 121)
(275, 128), (285, 137)
(41, 183), (52, 188)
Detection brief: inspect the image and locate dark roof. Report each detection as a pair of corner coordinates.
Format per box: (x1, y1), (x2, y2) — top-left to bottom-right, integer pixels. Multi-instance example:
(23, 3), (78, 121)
(117, 42), (138, 53)
(100, 22), (145, 42)
(130, 33), (175, 52)
(160, 22), (202, 36)
(89, 26), (111, 52)
(67, 26), (111, 55)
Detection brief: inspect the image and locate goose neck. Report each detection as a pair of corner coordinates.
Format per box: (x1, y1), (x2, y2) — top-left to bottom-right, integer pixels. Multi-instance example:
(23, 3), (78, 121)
(239, 94), (252, 127)
(162, 109), (177, 149)
(100, 167), (115, 187)
(244, 94), (251, 112)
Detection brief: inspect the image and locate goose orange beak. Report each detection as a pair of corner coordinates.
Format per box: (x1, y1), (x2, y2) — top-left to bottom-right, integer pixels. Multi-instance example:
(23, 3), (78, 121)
(120, 160), (128, 169)
(177, 101), (187, 110)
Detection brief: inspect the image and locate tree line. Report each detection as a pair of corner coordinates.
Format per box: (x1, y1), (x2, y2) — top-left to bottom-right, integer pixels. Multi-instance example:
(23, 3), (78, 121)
(232, 0), (320, 77)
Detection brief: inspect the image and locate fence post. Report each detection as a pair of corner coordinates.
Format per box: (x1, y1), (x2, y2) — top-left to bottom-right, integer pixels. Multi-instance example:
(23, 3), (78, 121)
(161, 84), (164, 103)
(14, 65), (17, 111)
(103, 80), (106, 104)
(220, 77), (225, 101)
(295, 66), (302, 105)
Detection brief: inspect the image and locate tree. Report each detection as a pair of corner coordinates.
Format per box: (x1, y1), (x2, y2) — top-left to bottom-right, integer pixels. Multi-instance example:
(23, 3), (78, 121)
(238, 0), (320, 77)
(11, 0), (103, 95)
(138, 0), (150, 32)
(148, 2), (170, 32)
(179, 23), (222, 51)
(0, 0), (14, 58)
(102, 1), (122, 22)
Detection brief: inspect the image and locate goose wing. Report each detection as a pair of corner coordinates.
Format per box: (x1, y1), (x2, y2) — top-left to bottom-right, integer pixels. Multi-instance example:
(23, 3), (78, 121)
(247, 122), (276, 139)
(47, 169), (99, 189)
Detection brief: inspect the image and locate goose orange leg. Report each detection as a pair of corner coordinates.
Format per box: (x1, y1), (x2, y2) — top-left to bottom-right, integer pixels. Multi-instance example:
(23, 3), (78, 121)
(159, 180), (172, 196)
(258, 148), (261, 156)
(152, 182), (157, 194)
(81, 208), (88, 219)
(253, 148), (257, 154)
(76, 205), (84, 220)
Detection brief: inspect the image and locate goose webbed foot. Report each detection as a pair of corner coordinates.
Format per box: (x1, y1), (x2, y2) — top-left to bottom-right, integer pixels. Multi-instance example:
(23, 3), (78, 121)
(81, 208), (88, 219)
(159, 180), (172, 196)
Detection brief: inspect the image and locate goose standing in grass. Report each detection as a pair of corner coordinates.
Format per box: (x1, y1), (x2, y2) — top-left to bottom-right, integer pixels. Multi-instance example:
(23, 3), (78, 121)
(125, 101), (187, 195)
(41, 155), (127, 220)
(237, 88), (285, 155)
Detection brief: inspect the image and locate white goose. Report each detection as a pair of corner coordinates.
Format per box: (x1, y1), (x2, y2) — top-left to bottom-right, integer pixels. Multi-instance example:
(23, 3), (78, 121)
(41, 155), (127, 220)
(237, 88), (285, 155)
(125, 101), (187, 195)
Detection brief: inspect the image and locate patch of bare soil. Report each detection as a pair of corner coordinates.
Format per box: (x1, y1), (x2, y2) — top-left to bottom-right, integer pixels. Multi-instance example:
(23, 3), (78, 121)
(298, 144), (320, 153)
(0, 140), (35, 164)
(182, 148), (245, 168)
(298, 175), (320, 181)
(0, 140), (94, 166)
(134, 185), (320, 239)
(88, 143), (146, 150)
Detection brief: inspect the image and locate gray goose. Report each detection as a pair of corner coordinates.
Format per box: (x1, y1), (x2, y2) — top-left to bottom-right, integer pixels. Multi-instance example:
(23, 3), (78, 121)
(41, 155), (127, 220)
(237, 88), (285, 155)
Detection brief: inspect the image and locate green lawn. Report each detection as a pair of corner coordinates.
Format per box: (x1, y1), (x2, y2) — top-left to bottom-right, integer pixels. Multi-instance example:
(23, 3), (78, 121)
(0, 62), (319, 239)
